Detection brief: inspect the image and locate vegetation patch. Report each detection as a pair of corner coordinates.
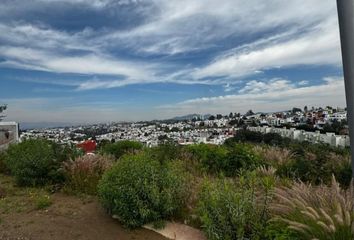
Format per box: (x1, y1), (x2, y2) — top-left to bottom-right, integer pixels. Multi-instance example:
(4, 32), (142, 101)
(63, 154), (113, 195)
(100, 140), (143, 160)
(98, 153), (190, 228)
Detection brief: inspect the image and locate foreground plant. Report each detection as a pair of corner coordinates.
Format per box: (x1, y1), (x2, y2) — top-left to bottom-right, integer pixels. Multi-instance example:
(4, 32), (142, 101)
(272, 176), (354, 240)
(4, 139), (64, 186)
(197, 172), (275, 240)
(63, 154), (113, 195)
(98, 153), (190, 228)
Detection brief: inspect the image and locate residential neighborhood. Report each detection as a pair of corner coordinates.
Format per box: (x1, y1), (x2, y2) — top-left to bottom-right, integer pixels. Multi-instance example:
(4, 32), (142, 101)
(15, 106), (349, 148)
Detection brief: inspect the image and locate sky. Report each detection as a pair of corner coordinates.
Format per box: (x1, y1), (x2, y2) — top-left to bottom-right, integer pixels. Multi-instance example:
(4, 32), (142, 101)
(0, 0), (347, 126)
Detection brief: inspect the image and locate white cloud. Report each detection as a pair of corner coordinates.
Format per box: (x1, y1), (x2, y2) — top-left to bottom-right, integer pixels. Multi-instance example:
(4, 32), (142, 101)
(0, 0), (343, 91)
(192, 18), (341, 79)
(238, 79), (294, 94)
(0, 46), (154, 80)
(298, 80), (309, 86)
(158, 77), (346, 116)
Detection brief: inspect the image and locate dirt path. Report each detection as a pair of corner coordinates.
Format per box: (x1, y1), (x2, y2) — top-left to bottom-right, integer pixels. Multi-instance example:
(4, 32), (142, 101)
(0, 192), (168, 240)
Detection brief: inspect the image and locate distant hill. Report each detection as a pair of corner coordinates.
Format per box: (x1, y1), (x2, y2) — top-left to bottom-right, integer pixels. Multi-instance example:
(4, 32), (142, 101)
(19, 122), (75, 130)
(169, 114), (211, 121)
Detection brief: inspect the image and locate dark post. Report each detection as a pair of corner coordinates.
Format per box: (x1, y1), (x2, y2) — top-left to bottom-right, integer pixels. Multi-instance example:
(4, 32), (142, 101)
(337, 0), (354, 175)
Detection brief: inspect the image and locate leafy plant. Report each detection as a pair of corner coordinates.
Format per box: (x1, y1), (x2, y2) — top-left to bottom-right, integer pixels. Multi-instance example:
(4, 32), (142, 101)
(98, 153), (189, 228)
(4, 139), (64, 186)
(35, 194), (52, 209)
(223, 144), (263, 176)
(271, 176), (354, 239)
(100, 140), (143, 159)
(63, 154), (113, 195)
(196, 172), (274, 240)
(186, 144), (228, 174)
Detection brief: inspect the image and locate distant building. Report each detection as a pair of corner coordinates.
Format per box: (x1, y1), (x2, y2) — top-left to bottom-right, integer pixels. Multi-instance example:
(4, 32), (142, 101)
(0, 122), (19, 151)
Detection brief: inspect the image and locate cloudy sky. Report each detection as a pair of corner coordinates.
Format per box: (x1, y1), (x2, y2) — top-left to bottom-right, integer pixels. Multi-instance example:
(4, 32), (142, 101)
(0, 0), (346, 126)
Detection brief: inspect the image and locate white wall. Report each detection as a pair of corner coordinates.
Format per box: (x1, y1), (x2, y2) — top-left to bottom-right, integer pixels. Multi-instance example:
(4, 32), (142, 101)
(0, 122), (19, 151)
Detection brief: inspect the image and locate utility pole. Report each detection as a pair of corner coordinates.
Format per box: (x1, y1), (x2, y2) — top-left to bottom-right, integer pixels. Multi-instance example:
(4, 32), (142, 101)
(337, 0), (354, 176)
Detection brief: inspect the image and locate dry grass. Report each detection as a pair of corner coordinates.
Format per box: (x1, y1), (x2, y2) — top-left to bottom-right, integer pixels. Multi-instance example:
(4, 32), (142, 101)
(253, 146), (295, 166)
(271, 176), (354, 239)
(63, 154), (114, 195)
(255, 165), (277, 178)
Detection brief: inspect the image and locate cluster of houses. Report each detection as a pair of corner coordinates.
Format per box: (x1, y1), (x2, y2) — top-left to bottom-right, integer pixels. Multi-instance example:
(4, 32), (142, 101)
(248, 126), (350, 148)
(246, 107), (347, 130)
(0, 106), (350, 151)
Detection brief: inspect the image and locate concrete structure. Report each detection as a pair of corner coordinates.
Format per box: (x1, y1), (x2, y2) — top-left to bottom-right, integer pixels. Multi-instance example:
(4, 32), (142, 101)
(248, 126), (350, 148)
(0, 122), (19, 151)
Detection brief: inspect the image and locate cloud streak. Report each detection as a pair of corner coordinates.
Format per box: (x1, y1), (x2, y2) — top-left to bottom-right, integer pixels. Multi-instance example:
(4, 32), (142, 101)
(158, 77), (346, 116)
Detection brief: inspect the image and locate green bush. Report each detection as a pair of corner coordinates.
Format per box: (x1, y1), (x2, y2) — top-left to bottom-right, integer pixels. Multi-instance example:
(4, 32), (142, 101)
(223, 144), (263, 176)
(52, 142), (83, 162)
(145, 143), (182, 164)
(98, 153), (189, 228)
(263, 133), (287, 146)
(226, 129), (263, 144)
(100, 140), (143, 159)
(186, 144), (262, 176)
(4, 139), (64, 186)
(197, 173), (274, 240)
(63, 154), (113, 195)
(276, 150), (352, 186)
(186, 144), (228, 174)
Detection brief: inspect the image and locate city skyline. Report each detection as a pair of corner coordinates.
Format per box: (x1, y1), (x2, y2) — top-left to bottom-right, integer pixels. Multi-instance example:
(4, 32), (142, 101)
(0, 0), (347, 125)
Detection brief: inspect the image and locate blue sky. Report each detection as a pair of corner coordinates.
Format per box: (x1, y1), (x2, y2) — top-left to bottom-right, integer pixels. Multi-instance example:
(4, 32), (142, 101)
(0, 0), (347, 125)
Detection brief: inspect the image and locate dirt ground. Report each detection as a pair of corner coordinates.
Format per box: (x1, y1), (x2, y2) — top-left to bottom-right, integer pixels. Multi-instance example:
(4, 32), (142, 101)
(0, 175), (168, 240)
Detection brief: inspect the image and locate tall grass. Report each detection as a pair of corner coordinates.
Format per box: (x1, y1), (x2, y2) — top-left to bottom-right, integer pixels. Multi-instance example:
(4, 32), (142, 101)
(63, 154), (113, 195)
(271, 176), (354, 239)
(253, 146), (295, 166)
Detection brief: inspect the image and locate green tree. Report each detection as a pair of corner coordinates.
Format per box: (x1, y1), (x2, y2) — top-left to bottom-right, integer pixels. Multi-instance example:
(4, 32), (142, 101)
(208, 115), (216, 120)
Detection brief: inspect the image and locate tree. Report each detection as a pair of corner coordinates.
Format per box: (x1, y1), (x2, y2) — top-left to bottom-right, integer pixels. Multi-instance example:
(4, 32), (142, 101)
(292, 107), (302, 114)
(208, 115), (216, 121)
(229, 112), (234, 118)
(304, 106), (308, 113)
(216, 114), (223, 120)
(0, 104), (7, 121)
(245, 110), (254, 116)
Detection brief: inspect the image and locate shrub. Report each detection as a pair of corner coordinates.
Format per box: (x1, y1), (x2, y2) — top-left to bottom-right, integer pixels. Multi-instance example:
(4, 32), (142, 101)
(4, 139), (64, 186)
(223, 144), (263, 176)
(98, 153), (189, 228)
(271, 176), (354, 239)
(186, 144), (228, 174)
(100, 140), (143, 159)
(263, 133), (287, 146)
(186, 144), (262, 176)
(226, 129), (263, 144)
(276, 151), (352, 186)
(52, 142), (83, 162)
(147, 143), (181, 163)
(63, 154), (113, 195)
(197, 173), (274, 240)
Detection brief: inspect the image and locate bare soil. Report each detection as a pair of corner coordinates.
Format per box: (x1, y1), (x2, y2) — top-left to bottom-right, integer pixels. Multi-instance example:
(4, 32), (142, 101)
(0, 175), (168, 240)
